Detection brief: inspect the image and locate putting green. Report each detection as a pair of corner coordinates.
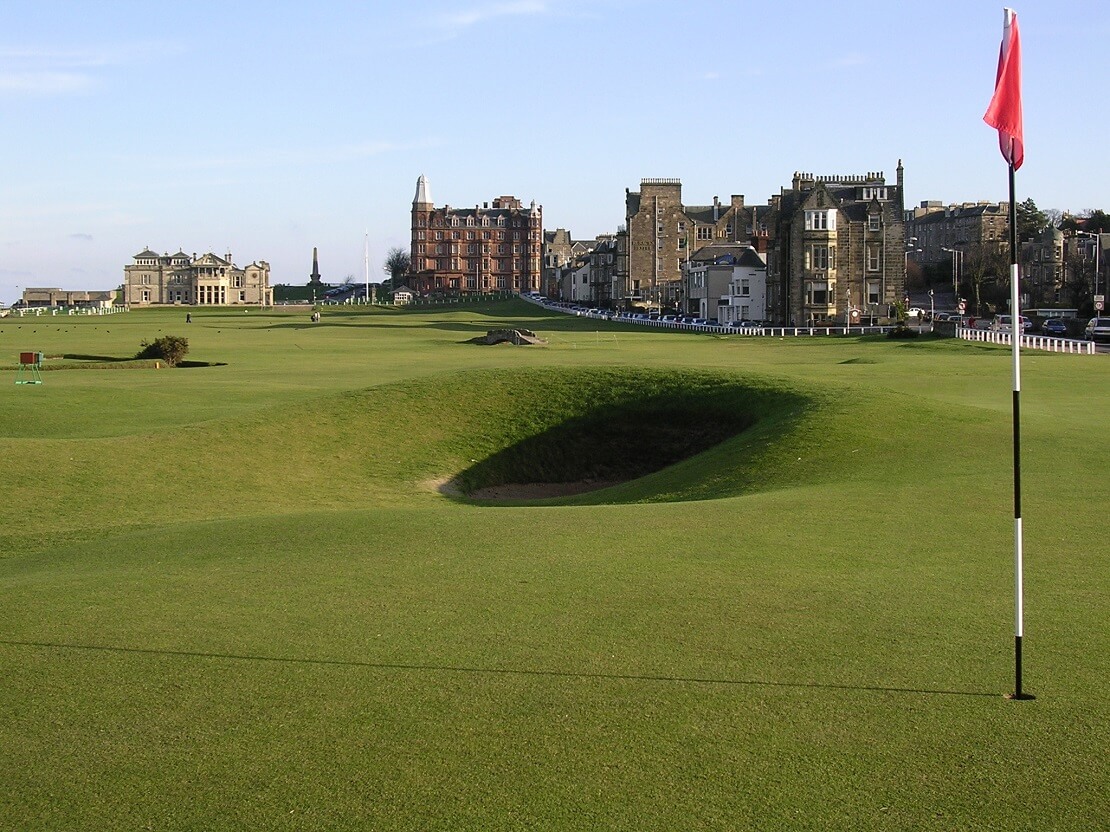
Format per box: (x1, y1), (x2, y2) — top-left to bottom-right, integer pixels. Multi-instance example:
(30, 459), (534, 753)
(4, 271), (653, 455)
(0, 302), (1107, 830)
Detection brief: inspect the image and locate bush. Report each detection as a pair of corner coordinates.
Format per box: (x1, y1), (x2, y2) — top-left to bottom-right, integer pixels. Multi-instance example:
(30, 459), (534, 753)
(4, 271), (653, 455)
(886, 325), (919, 340)
(136, 335), (189, 366)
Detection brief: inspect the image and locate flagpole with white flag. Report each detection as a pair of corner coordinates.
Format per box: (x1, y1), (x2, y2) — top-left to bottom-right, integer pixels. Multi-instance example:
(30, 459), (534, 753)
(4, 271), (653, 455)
(984, 6), (1034, 701)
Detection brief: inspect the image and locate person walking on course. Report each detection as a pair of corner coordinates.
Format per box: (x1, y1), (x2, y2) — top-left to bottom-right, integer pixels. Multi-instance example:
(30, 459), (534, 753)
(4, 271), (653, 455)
(186, 313), (192, 324)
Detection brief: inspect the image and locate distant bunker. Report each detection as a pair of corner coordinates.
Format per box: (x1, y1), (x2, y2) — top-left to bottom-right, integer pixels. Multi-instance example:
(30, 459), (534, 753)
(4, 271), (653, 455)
(470, 328), (547, 346)
(445, 370), (794, 502)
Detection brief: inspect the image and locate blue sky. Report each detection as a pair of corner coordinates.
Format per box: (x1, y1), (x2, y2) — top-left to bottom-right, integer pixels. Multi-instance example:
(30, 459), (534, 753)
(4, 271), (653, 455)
(1, 0), (1107, 304)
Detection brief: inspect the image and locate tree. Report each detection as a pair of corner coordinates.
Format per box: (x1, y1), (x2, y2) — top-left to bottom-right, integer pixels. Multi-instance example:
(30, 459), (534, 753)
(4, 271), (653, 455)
(1081, 209), (1110, 234)
(1015, 197), (1048, 242)
(384, 247), (410, 283)
(961, 242), (1009, 316)
(136, 335), (189, 367)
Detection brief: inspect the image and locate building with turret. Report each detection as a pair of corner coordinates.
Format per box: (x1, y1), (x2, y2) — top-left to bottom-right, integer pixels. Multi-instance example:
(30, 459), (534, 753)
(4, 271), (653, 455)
(408, 175), (543, 296)
(123, 249), (272, 306)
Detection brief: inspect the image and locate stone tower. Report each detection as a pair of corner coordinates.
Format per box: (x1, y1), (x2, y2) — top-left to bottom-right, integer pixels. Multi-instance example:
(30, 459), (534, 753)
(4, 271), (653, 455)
(308, 246), (322, 285)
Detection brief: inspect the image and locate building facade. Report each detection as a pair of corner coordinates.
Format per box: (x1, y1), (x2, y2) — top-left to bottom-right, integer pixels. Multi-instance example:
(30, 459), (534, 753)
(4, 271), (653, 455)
(904, 201), (1009, 266)
(409, 175), (542, 296)
(123, 249), (272, 306)
(620, 179), (770, 311)
(766, 165), (906, 325)
(684, 243), (767, 322)
(21, 288), (115, 308)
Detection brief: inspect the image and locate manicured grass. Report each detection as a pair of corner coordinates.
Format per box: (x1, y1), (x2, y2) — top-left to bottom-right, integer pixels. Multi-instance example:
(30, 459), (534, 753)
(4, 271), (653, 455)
(1, 302), (1107, 830)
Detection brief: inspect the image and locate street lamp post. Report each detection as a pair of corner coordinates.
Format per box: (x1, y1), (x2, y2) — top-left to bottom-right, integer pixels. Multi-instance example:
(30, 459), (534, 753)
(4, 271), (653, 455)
(942, 247), (963, 304)
(1075, 231), (1101, 305)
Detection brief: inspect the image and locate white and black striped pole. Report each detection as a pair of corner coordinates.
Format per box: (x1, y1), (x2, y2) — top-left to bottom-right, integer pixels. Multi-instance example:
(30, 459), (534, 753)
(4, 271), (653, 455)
(1005, 157), (1033, 701)
(984, 8), (1033, 701)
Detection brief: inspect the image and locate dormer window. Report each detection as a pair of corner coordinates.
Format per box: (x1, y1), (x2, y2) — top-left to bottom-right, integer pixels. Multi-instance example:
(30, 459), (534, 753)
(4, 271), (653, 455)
(868, 213), (881, 232)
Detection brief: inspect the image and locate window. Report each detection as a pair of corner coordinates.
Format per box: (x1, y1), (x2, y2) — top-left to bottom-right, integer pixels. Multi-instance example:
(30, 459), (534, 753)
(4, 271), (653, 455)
(867, 280), (881, 305)
(435, 231), (443, 240)
(868, 213), (881, 232)
(811, 246), (832, 270)
(867, 245), (881, 272)
(697, 226), (713, 240)
(740, 279), (750, 297)
(806, 281), (829, 305)
(678, 237), (687, 249)
(863, 187), (888, 201)
(677, 222), (686, 234)
(805, 210), (835, 231)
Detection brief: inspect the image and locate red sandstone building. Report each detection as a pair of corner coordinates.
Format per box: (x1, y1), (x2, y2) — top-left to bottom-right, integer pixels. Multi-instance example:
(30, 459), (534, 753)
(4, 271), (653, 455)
(409, 175), (543, 295)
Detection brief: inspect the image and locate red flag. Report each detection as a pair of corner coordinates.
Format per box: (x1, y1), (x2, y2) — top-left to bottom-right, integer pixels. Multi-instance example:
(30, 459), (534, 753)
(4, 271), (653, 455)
(984, 8), (1023, 170)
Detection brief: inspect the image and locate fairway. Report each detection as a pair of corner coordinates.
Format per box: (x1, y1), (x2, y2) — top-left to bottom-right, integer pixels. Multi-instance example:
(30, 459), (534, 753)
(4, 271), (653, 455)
(1, 301), (1107, 831)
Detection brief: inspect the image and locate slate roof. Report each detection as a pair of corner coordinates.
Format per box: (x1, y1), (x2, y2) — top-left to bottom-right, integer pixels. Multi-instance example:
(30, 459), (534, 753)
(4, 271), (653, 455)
(690, 243), (766, 267)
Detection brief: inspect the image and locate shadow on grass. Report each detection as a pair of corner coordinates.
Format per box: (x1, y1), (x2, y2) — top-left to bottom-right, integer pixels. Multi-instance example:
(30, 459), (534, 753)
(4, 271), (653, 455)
(0, 639), (1000, 699)
(63, 353), (132, 362)
(58, 353), (225, 368)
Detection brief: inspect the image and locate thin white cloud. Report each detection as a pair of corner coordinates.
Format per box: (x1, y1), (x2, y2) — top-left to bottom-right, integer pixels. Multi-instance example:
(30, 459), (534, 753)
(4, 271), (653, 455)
(0, 43), (180, 97)
(0, 71), (93, 94)
(437, 1), (548, 30)
(832, 53), (868, 68)
(129, 138), (444, 172)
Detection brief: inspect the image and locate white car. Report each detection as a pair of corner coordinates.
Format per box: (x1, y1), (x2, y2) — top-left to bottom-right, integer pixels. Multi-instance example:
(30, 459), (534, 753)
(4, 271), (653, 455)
(991, 315), (1031, 333)
(1084, 317), (1110, 343)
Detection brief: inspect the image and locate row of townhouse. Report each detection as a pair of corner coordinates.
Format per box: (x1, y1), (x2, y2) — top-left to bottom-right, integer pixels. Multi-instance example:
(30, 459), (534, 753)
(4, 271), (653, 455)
(905, 199), (1107, 311)
(1020, 227), (1107, 310)
(543, 163), (907, 325)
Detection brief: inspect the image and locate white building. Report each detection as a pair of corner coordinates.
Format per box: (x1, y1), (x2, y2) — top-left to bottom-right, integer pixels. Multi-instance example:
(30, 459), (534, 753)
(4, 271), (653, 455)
(123, 249), (271, 306)
(686, 245), (768, 323)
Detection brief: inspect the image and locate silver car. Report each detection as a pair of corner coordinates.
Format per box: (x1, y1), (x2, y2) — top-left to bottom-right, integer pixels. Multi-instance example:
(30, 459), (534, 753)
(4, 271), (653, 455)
(1084, 317), (1110, 343)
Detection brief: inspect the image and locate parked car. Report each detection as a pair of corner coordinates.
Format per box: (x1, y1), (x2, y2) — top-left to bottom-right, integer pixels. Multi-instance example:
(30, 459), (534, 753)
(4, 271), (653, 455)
(991, 314), (1031, 333)
(1041, 319), (1068, 336)
(1084, 317), (1110, 343)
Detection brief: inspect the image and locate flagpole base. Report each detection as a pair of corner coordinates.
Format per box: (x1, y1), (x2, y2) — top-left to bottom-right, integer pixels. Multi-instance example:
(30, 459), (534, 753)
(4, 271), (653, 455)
(1004, 692), (1036, 701)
